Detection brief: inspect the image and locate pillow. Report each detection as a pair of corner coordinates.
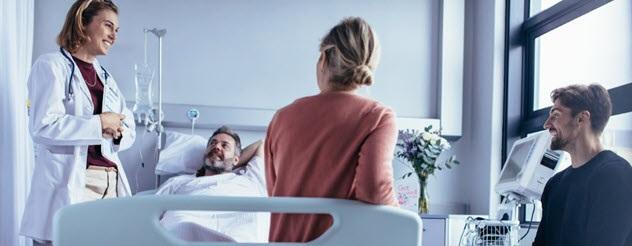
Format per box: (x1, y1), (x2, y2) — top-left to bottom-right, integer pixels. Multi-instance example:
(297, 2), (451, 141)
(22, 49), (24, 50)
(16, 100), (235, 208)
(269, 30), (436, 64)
(155, 131), (207, 175)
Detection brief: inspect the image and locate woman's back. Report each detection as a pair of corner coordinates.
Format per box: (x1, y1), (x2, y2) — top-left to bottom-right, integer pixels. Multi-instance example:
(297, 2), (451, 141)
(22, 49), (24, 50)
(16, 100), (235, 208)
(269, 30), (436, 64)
(265, 91), (397, 242)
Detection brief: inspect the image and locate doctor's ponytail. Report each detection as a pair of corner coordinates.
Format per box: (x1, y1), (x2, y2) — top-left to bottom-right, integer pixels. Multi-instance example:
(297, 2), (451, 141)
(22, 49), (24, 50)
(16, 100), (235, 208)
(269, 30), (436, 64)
(57, 0), (118, 53)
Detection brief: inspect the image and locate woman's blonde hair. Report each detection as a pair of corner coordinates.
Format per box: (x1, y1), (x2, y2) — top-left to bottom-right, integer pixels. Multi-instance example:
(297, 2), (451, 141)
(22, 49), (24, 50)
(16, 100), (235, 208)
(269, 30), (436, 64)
(319, 17), (380, 91)
(57, 0), (118, 53)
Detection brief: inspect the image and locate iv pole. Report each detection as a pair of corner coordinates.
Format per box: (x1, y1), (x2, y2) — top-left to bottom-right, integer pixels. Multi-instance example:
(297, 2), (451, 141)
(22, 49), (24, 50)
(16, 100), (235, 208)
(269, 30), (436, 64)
(144, 28), (166, 150)
(144, 28), (166, 189)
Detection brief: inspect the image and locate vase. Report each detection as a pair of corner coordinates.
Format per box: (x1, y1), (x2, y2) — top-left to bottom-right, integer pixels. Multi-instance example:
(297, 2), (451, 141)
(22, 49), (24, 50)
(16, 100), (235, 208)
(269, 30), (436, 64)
(418, 176), (429, 214)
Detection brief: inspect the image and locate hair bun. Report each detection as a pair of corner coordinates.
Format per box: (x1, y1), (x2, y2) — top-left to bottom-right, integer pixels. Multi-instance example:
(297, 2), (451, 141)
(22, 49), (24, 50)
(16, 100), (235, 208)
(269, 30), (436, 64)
(351, 65), (373, 86)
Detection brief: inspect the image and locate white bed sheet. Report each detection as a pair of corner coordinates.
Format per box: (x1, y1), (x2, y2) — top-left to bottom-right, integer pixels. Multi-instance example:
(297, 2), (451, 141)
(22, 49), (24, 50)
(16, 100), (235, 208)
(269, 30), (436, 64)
(156, 156), (269, 243)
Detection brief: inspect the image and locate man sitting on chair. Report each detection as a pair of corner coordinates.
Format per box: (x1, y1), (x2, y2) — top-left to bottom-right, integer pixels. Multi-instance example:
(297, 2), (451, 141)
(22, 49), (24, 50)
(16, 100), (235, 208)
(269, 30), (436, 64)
(156, 126), (268, 243)
(533, 84), (632, 246)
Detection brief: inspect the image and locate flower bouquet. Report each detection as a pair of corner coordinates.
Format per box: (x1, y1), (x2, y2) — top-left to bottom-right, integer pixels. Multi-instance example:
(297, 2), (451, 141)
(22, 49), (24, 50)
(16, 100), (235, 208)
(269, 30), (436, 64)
(396, 125), (460, 213)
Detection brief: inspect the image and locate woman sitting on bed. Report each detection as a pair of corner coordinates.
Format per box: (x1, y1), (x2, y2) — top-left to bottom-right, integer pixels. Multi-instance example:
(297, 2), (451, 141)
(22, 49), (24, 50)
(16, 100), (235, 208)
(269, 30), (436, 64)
(156, 126), (269, 243)
(264, 17), (399, 243)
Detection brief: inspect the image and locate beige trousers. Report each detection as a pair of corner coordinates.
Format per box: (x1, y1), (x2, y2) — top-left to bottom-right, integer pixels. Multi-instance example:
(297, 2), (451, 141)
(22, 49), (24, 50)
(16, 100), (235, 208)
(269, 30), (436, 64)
(83, 165), (118, 201)
(33, 167), (119, 246)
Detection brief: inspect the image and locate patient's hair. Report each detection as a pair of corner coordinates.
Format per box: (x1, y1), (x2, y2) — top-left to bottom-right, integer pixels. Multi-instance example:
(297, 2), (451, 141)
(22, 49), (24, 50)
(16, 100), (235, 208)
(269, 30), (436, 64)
(57, 0), (119, 53)
(208, 126), (242, 157)
(320, 17), (381, 91)
(550, 84), (612, 134)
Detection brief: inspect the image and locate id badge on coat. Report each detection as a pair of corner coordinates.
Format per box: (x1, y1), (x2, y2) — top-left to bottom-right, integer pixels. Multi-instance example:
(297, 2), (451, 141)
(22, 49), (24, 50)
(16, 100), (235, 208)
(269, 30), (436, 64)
(103, 85), (122, 113)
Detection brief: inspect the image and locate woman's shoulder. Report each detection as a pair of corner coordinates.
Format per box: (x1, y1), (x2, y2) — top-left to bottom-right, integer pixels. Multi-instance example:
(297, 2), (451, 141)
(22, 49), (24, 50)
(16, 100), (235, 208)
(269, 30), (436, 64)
(275, 94), (319, 113)
(36, 51), (66, 62)
(349, 94), (394, 116)
(33, 52), (68, 68)
(279, 93), (393, 114)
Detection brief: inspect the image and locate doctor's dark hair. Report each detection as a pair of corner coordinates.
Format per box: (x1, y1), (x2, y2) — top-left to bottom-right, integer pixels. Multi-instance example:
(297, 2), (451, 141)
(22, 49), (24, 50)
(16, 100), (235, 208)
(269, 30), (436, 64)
(550, 84), (612, 134)
(57, 0), (118, 53)
(320, 17), (381, 91)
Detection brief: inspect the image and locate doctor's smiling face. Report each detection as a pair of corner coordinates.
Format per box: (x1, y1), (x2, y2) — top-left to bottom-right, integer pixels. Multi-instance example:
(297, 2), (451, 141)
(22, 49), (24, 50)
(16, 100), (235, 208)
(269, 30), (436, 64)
(204, 133), (240, 174)
(83, 9), (119, 57)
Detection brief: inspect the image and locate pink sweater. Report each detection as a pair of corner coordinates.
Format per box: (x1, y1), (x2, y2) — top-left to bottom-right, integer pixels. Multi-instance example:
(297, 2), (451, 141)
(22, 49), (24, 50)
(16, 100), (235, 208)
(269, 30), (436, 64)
(265, 91), (398, 243)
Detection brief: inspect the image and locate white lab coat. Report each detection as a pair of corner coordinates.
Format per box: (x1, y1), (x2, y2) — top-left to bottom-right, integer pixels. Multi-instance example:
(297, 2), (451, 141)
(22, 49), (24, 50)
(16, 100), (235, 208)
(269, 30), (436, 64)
(20, 49), (136, 241)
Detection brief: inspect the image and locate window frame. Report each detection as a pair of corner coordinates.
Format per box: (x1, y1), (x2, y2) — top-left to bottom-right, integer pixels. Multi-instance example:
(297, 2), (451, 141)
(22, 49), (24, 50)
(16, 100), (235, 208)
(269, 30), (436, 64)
(503, 0), (632, 224)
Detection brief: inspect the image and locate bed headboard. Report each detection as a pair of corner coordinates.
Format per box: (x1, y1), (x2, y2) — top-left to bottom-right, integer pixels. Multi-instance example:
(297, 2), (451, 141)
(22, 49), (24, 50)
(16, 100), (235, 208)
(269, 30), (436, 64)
(53, 196), (422, 245)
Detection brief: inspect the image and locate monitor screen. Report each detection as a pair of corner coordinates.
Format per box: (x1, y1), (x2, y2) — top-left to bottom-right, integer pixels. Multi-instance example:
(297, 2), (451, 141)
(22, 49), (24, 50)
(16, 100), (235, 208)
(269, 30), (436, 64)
(495, 131), (560, 200)
(498, 138), (535, 183)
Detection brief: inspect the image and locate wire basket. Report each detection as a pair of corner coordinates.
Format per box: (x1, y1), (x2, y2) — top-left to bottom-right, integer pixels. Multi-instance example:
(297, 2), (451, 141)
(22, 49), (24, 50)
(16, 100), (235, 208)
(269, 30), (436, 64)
(459, 218), (520, 246)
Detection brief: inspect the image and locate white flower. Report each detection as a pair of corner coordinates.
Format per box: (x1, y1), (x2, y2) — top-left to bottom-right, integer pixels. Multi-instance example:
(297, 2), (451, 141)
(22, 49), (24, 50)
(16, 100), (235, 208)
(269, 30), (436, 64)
(430, 133), (440, 142)
(440, 139), (451, 149)
(421, 132), (432, 141)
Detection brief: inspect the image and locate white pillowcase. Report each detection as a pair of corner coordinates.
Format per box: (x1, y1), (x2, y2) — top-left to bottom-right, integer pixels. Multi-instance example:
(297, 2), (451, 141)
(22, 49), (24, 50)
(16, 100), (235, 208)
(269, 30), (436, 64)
(156, 131), (208, 175)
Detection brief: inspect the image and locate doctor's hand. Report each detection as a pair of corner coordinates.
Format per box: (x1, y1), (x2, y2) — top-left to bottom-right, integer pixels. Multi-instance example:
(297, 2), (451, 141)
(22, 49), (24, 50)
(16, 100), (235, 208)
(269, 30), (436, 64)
(100, 112), (125, 139)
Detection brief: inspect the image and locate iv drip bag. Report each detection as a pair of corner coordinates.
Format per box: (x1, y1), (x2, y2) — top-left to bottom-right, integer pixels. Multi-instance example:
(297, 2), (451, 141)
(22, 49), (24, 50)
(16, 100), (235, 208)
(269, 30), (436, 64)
(133, 63), (155, 124)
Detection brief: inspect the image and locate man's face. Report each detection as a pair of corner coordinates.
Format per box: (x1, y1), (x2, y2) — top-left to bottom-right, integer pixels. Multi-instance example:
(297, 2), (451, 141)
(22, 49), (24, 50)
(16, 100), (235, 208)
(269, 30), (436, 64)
(204, 133), (239, 173)
(543, 100), (580, 151)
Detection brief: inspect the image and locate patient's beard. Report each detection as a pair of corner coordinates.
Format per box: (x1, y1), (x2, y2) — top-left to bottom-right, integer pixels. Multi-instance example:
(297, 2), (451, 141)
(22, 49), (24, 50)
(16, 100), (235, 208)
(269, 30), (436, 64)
(204, 158), (235, 174)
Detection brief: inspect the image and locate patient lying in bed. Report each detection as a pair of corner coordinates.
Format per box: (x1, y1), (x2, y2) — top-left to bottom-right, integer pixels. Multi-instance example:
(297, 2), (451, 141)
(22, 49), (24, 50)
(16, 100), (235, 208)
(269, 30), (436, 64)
(155, 126), (269, 242)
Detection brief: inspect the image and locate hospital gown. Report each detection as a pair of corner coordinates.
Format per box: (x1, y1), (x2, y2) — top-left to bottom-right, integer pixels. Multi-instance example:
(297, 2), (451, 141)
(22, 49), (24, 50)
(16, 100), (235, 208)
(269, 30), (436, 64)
(156, 156), (269, 242)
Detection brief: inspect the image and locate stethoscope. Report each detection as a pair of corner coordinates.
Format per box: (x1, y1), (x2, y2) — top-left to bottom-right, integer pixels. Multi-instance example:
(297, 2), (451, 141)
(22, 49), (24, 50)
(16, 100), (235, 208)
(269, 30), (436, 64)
(60, 47), (110, 102)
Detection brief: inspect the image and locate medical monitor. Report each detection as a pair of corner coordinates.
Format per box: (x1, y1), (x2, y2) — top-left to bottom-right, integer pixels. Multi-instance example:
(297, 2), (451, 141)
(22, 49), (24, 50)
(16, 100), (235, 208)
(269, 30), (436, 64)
(495, 132), (563, 200)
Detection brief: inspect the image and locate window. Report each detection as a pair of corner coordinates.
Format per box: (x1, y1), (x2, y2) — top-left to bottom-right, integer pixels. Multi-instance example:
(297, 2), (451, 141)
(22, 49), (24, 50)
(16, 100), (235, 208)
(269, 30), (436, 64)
(504, 0), (632, 225)
(533, 0), (632, 110)
(602, 111), (632, 163)
(529, 0), (562, 17)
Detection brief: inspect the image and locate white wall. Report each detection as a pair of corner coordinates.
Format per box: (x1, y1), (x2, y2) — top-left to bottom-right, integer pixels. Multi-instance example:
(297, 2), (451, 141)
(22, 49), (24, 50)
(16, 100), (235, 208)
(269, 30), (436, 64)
(332, 0), (504, 216)
(32, 1), (446, 188)
(33, 0), (438, 118)
(450, 0), (506, 216)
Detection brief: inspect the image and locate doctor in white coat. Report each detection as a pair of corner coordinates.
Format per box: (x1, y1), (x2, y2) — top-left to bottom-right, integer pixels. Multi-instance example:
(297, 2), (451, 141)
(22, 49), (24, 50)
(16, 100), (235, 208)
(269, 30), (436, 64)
(20, 0), (135, 244)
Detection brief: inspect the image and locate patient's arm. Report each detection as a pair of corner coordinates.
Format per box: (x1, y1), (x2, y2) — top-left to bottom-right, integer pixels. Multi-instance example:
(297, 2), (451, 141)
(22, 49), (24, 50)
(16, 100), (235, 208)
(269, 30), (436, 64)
(235, 139), (264, 168)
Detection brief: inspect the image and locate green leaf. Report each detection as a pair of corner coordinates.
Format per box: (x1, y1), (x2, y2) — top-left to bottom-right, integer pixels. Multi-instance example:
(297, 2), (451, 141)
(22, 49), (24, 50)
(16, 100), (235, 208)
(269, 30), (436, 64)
(446, 163), (452, 169)
(422, 155), (434, 165)
(431, 147), (442, 155)
(401, 172), (413, 179)
(423, 148), (438, 158)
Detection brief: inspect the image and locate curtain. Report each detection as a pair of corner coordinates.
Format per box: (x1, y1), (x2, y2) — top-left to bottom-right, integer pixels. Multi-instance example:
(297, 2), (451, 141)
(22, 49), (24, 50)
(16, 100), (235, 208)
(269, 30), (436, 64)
(0, 0), (35, 245)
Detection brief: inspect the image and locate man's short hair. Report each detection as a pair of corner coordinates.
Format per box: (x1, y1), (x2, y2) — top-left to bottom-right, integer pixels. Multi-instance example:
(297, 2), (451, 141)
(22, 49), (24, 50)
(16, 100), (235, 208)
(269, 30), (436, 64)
(551, 84), (612, 134)
(208, 126), (242, 156)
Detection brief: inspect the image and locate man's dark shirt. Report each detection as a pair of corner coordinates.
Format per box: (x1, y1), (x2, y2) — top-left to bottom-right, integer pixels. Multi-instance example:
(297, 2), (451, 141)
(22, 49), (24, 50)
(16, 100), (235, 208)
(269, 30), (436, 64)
(533, 150), (632, 246)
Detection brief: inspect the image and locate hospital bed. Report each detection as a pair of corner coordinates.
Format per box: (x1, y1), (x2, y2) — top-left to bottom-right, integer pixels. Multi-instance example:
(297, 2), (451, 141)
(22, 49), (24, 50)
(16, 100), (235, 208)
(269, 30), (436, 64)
(53, 195), (422, 245)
